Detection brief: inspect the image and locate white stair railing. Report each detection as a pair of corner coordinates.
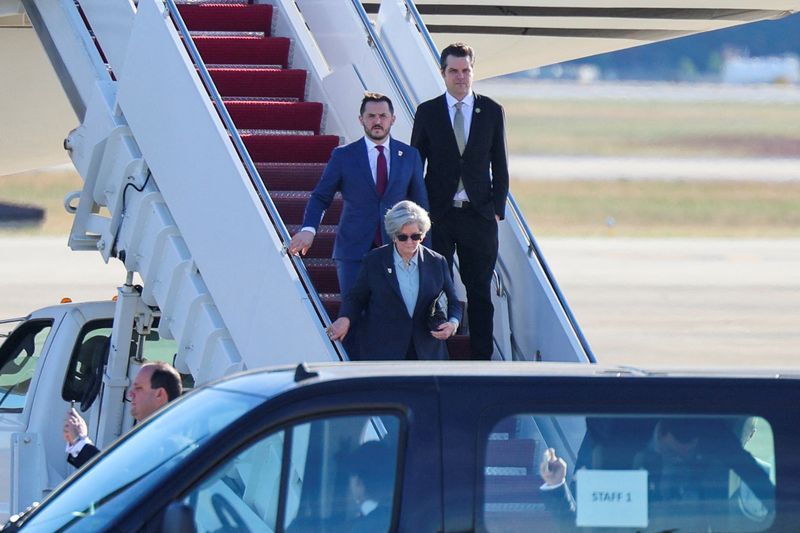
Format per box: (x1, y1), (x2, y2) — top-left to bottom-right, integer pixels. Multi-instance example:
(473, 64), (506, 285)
(29, 0), (341, 388)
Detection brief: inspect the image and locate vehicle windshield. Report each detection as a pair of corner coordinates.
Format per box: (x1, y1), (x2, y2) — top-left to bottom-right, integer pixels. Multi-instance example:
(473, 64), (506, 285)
(0, 318), (52, 412)
(17, 387), (263, 531)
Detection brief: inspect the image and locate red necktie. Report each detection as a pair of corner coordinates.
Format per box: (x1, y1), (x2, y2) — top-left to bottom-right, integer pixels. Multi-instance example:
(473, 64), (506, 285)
(375, 145), (388, 196)
(374, 145), (388, 247)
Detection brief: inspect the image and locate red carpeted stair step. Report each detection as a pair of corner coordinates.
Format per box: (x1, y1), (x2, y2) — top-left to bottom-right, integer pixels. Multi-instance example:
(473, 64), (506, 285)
(225, 101), (323, 134)
(256, 162), (325, 191)
(242, 134), (339, 163)
(193, 36), (290, 68)
(208, 67), (307, 99)
(178, 3), (274, 34)
(179, 1), (347, 328)
(484, 439), (558, 531)
(287, 225), (335, 259)
(271, 191), (342, 225)
(302, 258), (339, 293)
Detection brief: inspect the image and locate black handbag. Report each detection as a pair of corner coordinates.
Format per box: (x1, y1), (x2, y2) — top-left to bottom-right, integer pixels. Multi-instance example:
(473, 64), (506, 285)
(427, 290), (448, 330)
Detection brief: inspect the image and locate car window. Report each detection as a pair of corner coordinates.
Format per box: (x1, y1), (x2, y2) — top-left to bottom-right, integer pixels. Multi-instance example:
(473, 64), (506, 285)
(61, 320), (112, 404)
(184, 430), (285, 532)
(178, 413), (402, 533)
(62, 320), (185, 406)
(480, 413), (775, 532)
(18, 387), (263, 531)
(140, 328), (179, 367)
(0, 318), (52, 412)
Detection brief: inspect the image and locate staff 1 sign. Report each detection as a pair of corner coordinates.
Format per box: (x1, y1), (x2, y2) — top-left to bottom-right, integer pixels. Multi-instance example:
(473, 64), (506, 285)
(575, 470), (648, 528)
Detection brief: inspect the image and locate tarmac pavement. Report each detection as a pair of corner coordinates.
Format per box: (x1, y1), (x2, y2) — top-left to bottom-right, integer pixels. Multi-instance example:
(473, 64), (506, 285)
(538, 237), (800, 369)
(509, 155), (800, 182)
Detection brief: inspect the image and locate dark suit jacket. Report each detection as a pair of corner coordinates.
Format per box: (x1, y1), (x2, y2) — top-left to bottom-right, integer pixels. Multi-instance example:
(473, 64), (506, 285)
(411, 93), (509, 222)
(351, 503), (392, 533)
(339, 245), (462, 360)
(67, 443), (101, 469)
(302, 137), (428, 261)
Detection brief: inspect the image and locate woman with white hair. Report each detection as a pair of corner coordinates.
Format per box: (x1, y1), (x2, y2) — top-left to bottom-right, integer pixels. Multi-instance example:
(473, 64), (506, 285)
(328, 201), (463, 360)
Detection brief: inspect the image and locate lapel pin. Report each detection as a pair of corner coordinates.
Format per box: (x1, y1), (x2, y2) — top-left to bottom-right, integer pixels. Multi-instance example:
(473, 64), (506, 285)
(475, 108), (481, 113)
(388, 267), (393, 274)
(397, 150), (403, 157)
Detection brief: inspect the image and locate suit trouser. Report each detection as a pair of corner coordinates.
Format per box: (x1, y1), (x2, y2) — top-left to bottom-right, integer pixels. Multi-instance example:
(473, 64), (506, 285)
(336, 258), (363, 359)
(432, 207), (498, 359)
(336, 259), (363, 297)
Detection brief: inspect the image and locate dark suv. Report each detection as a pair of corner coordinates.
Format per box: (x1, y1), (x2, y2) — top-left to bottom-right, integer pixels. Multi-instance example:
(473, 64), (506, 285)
(7, 362), (800, 532)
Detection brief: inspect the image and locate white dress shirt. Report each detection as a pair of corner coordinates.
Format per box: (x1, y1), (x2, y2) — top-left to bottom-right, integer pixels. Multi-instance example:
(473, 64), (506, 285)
(65, 435), (93, 457)
(393, 246), (419, 317)
(360, 499), (379, 517)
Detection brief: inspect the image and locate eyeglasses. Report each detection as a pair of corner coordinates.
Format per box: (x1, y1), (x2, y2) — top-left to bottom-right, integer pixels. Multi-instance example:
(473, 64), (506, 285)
(395, 233), (423, 242)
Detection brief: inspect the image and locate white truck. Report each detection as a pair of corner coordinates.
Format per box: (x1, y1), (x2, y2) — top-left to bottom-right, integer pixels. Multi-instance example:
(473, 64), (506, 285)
(1, 0), (797, 521)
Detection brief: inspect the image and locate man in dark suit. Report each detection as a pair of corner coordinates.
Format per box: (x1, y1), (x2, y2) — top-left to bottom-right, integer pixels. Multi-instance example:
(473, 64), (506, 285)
(63, 361), (182, 468)
(288, 92), (429, 298)
(539, 418), (775, 530)
(411, 43), (509, 360)
(347, 440), (396, 532)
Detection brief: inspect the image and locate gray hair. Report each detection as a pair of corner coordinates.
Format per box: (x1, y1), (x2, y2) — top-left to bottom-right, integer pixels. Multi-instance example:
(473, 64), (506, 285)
(384, 200), (431, 238)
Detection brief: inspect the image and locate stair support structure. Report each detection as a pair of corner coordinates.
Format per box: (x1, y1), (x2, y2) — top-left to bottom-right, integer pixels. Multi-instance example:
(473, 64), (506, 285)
(30, 0), (344, 388)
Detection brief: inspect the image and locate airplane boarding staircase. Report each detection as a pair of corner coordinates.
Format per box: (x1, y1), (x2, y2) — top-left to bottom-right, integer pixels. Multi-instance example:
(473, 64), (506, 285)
(177, 1), (478, 357)
(24, 0), (594, 374)
(15, 0), (595, 504)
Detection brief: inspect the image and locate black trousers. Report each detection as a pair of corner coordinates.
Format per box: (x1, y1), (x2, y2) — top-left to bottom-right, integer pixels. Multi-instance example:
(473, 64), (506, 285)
(432, 207), (498, 359)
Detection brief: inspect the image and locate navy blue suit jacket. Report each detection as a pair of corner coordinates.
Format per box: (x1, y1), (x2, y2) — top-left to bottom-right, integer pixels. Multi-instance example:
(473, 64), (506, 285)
(339, 245), (462, 360)
(67, 443), (101, 469)
(301, 137), (428, 261)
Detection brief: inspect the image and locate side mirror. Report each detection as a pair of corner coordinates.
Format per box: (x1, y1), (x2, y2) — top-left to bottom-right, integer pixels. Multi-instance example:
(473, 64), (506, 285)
(162, 502), (196, 533)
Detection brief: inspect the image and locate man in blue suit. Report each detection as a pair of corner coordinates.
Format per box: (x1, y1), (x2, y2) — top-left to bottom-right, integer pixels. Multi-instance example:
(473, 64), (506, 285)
(288, 93), (429, 297)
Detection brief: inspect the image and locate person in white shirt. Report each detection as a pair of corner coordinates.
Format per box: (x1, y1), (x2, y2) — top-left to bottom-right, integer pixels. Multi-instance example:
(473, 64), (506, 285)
(63, 361), (182, 468)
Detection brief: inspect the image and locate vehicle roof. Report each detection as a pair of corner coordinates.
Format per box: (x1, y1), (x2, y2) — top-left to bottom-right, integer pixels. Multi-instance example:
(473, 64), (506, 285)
(216, 361), (800, 399)
(28, 299), (117, 320)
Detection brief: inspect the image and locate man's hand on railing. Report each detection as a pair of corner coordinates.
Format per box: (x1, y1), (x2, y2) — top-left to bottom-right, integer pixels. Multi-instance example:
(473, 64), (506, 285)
(288, 230), (315, 256)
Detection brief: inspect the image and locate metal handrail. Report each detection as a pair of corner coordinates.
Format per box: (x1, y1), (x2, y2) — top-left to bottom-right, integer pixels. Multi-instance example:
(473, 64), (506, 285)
(164, 0), (345, 360)
(349, 0), (417, 117)
(492, 269), (504, 297)
(507, 198), (597, 363)
(401, 0), (439, 65)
